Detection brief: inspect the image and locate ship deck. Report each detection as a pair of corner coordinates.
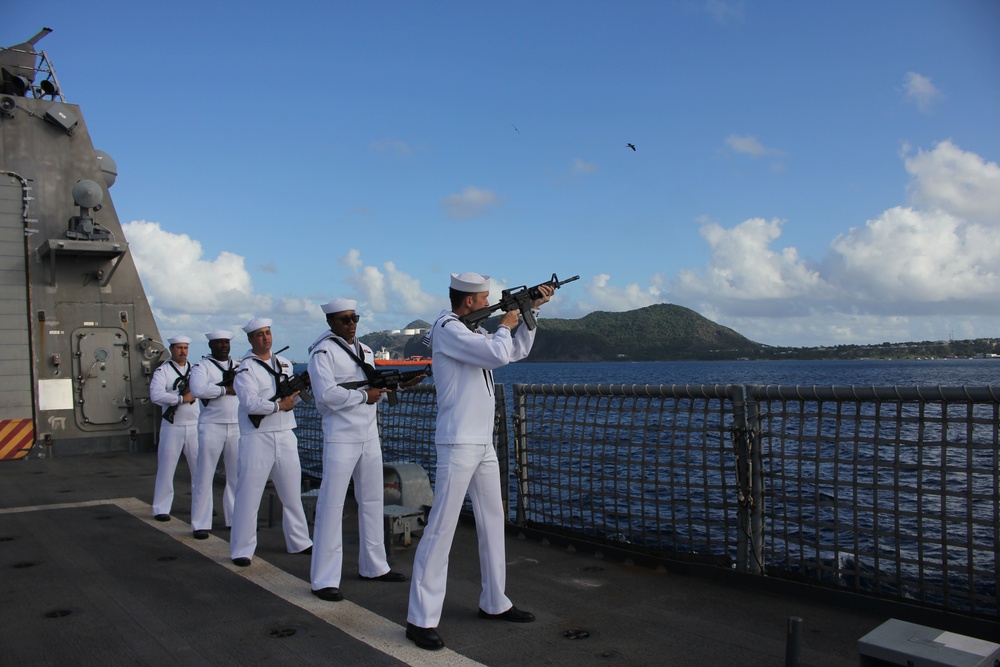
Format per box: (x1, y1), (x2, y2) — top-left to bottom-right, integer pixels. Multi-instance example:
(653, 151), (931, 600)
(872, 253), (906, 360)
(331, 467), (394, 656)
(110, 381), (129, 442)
(1, 452), (989, 666)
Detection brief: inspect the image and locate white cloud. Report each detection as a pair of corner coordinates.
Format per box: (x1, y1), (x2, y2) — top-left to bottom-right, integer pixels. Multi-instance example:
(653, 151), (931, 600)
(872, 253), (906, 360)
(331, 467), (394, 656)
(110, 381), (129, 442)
(573, 157), (598, 175)
(122, 220), (269, 318)
(369, 138), (414, 157)
(827, 205), (1000, 307)
(441, 186), (502, 220)
(904, 140), (1000, 222)
(668, 141), (1000, 345)
(725, 134), (782, 157)
(673, 218), (824, 302)
(577, 273), (664, 312)
(901, 71), (942, 114)
(122, 141), (1000, 352)
(121, 220), (316, 350)
(705, 0), (744, 25)
(339, 248), (363, 271)
(340, 249), (442, 326)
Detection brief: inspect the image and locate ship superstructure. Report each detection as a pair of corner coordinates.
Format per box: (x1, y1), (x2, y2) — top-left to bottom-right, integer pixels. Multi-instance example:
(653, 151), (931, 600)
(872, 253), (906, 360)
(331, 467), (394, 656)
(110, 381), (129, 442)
(0, 29), (163, 458)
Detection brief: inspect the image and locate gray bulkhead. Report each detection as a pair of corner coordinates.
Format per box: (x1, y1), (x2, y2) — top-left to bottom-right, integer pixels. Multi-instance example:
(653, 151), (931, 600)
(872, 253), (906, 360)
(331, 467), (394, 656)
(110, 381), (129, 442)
(0, 33), (163, 458)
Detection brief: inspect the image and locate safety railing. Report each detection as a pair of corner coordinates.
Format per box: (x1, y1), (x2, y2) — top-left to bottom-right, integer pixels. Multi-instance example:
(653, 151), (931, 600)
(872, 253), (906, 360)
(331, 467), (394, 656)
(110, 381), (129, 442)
(295, 384), (510, 508)
(751, 385), (1000, 620)
(293, 382), (1000, 621)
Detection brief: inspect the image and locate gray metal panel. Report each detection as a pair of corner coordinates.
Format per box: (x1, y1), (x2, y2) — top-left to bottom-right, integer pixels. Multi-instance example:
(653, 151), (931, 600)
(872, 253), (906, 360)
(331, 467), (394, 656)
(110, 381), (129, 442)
(0, 345), (31, 362)
(0, 389), (34, 408)
(0, 227), (24, 245)
(0, 298), (28, 318)
(0, 176), (32, 421)
(0, 364), (32, 380)
(1, 62), (162, 456)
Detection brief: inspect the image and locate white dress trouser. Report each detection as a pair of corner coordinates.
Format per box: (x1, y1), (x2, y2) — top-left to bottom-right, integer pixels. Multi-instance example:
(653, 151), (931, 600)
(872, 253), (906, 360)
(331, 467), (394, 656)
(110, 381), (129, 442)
(190, 422), (240, 530)
(407, 443), (511, 628)
(229, 429), (312, 560)
(152, 422), (199, 517)
(310, 437), (391, 590)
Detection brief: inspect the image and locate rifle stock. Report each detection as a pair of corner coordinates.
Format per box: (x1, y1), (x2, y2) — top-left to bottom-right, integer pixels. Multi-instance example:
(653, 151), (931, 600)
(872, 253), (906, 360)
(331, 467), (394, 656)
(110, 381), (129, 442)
(459, 272), (579, 331)
(202, 367), (238, 407)
(338, 366), (432, 406)
(161, 376), (190, 424)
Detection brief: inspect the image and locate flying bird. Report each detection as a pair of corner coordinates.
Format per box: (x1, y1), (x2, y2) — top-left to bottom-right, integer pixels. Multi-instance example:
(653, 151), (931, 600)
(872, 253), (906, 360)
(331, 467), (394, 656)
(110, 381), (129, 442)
(626, 143), (636, 151)
(511, 123), (520, 135)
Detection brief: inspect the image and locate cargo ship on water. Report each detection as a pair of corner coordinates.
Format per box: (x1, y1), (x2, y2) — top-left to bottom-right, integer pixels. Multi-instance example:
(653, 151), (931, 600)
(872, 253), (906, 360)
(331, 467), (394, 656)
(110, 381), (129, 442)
(373, 347), (432, 367)
(1, 30), (997, 667)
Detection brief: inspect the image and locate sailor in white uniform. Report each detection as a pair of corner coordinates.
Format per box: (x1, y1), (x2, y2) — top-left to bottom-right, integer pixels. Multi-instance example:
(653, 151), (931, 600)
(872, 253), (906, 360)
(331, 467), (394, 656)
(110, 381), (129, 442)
(405, 272), (553, 651)
(229, 317), (312, 567)
(189, 329), (240, 539)
(150, 334), (200, 522)
(307, 298), (423, 602)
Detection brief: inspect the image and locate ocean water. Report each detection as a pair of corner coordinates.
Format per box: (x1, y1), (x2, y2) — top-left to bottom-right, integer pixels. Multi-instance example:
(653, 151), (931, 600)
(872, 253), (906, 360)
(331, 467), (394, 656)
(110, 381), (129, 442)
(297, 356), (998, 614)
(296, 358), (998, 388)
(492, 358), (1000, 388)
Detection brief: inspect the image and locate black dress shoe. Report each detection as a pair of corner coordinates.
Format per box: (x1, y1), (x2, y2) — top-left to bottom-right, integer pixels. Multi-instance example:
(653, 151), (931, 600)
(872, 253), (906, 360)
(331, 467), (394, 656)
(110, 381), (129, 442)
(294, 546), (312, 555)
(359, 570), (407, 582)
(311, 587), (343, 602)
(232, 557), (251, 567)
(193, 530), (209, 540)
(154, 514), (170, 522)
(405, 623), (444, 650)
(478, 606), (535, 623)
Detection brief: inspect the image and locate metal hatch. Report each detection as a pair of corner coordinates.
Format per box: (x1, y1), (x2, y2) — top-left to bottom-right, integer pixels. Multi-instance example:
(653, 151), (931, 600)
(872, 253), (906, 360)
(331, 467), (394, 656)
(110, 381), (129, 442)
(73, 326), (133, 427)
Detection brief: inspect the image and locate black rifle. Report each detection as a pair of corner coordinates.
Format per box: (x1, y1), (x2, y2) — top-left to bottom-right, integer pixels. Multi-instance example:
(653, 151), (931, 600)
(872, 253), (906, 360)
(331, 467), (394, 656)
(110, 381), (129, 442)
(216, 366), (238, 388)
(162, 376), (190, 424)
(338, 366), (431, 406)
(201, 360), (238, 407)
(248, 370), (312, 428)
(459, 273), (579, 331)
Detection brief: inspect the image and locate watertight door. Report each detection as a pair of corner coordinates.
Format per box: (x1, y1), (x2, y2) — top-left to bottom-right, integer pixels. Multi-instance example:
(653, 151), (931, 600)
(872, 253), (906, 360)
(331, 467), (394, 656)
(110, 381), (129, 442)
(74, 326), (134, 427)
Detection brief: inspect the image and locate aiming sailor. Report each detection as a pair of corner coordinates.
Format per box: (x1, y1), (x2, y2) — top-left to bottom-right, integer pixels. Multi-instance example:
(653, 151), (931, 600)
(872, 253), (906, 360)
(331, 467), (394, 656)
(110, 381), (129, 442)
(189, 329), (240, 539)
(405, 272), (553, 650)
(229, 317), (312, 566)
(307, 298), (422, 602)
(150, 334), (200, 522)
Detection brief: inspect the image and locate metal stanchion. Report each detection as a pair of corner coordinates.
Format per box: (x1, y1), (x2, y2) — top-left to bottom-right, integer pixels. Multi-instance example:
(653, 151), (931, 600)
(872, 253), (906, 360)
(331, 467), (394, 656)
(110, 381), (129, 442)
(785, 616), (802, 667)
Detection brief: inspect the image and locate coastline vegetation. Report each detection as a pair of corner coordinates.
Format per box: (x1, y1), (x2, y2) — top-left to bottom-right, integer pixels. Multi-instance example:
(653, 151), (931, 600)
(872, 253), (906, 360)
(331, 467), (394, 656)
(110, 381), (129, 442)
(360, 304), (999, 362)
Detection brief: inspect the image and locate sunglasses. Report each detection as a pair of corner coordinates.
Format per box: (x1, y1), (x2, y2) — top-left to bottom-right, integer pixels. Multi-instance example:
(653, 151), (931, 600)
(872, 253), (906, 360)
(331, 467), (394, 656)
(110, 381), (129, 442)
(334, 314), (360, 324)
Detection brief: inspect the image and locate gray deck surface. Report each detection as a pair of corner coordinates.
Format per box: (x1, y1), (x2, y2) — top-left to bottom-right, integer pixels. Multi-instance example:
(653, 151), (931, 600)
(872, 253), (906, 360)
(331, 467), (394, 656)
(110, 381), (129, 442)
(1, 452), (993, 666)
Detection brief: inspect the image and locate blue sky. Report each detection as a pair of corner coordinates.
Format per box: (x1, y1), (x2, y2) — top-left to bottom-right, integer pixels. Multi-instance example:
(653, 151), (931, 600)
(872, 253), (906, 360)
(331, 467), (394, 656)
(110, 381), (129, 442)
(7, 1), (1000, 361)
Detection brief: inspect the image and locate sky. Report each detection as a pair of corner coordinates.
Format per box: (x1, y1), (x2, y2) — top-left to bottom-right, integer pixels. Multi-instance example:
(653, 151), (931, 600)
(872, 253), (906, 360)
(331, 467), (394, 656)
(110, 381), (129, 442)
(7, 1), (1000, 361)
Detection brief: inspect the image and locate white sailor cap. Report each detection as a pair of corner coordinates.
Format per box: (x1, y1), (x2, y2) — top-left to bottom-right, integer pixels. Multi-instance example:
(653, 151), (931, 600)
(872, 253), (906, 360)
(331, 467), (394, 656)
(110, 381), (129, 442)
(242, 317), (272, 334)
(167, 335), (192, 345)
(450, 272), (491, 292)
(321, 298), (357, 315)
(204, 329), (235, 341)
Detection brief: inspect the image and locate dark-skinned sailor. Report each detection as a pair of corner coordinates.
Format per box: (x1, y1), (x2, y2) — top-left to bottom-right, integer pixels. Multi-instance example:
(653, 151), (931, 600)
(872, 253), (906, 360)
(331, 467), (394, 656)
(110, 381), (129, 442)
(406, 272), (553, 651)
(229, 317), (312, 567)
(308, 298), (425, 602)
(189, 329), (240, 539)
(150, 334), (200, 522)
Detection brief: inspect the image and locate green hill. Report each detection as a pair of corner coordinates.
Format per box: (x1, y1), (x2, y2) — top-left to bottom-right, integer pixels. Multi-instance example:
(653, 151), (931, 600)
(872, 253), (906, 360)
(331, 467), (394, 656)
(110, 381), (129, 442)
(361, 304), (762, 362)
(528, 304), (760, 361)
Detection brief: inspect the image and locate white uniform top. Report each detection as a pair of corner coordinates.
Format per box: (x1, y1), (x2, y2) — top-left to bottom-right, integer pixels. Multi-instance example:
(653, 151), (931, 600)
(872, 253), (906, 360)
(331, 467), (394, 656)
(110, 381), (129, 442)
(189, 356), (239, 424)
(150, 360), (200, 425)
(307, 332), (380, 442)
(429, 308), (537, 445)
(234, 349), (298, 434)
